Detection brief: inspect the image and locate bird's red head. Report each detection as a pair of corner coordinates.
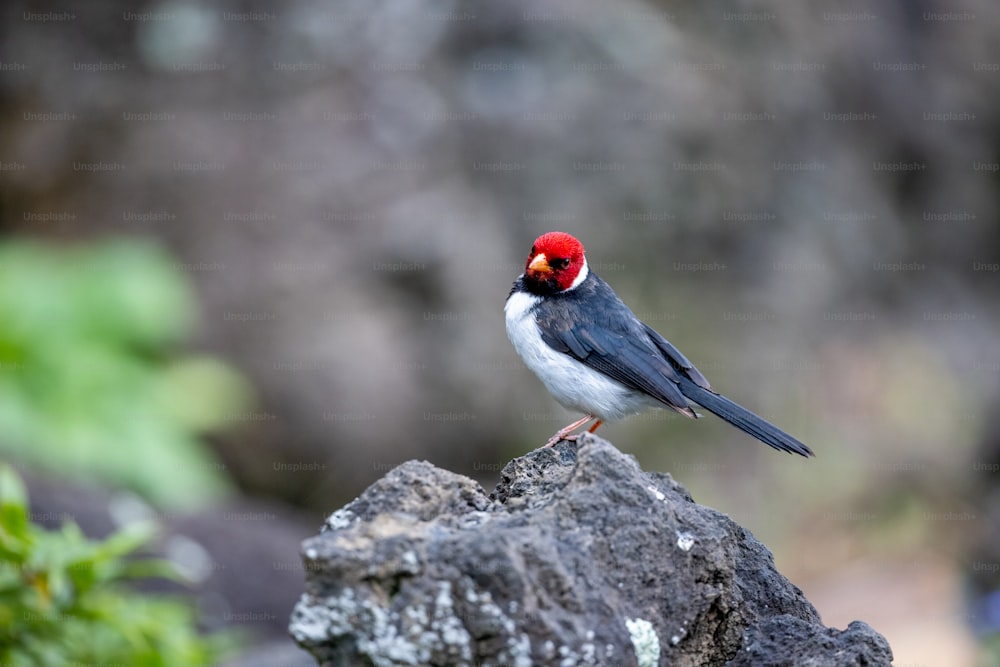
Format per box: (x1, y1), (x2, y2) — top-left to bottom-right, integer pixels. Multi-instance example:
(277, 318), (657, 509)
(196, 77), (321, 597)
(523, 231), (588, 294)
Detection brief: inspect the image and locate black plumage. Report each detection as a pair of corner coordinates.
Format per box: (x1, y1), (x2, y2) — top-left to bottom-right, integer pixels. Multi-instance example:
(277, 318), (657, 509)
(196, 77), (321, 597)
(528, 272), (813, 457)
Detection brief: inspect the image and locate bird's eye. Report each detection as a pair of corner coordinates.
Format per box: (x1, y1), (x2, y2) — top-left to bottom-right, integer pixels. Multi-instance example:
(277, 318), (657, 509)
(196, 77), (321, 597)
(551, 258), (570, 270)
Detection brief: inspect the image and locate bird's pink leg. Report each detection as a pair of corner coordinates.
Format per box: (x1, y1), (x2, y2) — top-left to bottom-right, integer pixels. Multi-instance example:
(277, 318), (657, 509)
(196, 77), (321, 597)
(587, 419), (604, 433)
(543, 415), (596, 448)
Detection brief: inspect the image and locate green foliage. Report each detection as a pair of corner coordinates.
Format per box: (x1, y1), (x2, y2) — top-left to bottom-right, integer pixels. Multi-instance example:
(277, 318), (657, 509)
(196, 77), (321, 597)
(0, 465), (233, 666)
(0, 240), (251, 509)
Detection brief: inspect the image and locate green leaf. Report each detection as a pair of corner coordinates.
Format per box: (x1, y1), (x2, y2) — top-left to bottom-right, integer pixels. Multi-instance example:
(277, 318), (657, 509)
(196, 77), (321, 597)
(91, 522), (158, 563)
(0, 469), (234, 666)
(0, 240), (248, 509)
(155, 357), (253, 431)
(120, 558), (185, 582)
(0, 465), (30, 549)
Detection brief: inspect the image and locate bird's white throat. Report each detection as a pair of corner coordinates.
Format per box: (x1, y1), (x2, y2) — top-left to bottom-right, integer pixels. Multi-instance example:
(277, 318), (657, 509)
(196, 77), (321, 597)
(568, 256), (589, 291)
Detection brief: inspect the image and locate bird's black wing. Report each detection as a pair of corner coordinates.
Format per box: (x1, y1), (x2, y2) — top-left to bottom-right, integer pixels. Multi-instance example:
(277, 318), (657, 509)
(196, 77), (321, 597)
(534, 273), (814, 457)
(642, 323), (711, 390)
(533, 274), (696, 416)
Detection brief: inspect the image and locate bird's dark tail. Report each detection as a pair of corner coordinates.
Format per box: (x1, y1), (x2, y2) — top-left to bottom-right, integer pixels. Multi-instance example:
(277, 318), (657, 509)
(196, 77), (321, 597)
(678, 379), (814, 457)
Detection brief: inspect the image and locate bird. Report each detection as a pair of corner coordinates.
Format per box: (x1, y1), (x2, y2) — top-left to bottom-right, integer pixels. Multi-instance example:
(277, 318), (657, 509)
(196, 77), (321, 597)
(504, 231), (813, 457)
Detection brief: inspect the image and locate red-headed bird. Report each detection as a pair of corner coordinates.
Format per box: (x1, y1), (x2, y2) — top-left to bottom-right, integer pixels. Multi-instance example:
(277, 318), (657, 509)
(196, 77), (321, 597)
(505, 231), (813, 457)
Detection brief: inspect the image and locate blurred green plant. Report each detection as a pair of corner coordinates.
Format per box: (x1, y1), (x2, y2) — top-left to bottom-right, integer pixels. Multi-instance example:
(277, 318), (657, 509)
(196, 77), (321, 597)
(0, 465), (233, 666)
(0, 240), (250, 509)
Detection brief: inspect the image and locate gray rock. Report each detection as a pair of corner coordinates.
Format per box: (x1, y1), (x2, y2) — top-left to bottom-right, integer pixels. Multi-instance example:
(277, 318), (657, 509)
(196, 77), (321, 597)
(289, 435), (892, 666)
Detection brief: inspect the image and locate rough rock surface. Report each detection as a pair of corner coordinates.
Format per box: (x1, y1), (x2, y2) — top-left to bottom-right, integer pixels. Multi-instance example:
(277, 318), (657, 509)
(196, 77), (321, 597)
(289, 435), (892, 666)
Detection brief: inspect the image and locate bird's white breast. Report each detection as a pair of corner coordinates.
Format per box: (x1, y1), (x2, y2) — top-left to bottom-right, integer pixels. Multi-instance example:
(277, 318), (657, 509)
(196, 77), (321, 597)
(504, 289), (659, 421)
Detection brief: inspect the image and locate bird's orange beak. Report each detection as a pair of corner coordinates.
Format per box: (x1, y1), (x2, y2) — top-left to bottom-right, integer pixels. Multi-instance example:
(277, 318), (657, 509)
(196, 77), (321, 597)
(528, 253), (551, 273)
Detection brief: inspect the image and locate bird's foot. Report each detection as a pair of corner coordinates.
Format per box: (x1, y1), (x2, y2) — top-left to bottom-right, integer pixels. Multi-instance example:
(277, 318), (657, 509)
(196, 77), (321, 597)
(542, 432), (580, 448)
(542, 434), (566, 448)
(542, 415), (600, 448)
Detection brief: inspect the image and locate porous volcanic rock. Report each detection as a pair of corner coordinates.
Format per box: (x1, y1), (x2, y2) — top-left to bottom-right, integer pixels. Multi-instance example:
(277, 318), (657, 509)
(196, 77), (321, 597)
(289, 434), (892, 666)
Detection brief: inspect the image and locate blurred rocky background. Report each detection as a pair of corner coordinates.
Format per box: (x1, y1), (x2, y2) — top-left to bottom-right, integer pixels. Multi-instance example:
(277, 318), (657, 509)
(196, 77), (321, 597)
(0, 0), (997, 664)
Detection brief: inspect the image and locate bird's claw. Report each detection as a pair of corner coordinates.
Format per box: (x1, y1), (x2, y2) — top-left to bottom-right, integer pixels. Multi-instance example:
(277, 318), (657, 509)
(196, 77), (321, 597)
(542, 433), (582, 448)
(541, 415), (598, 448)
